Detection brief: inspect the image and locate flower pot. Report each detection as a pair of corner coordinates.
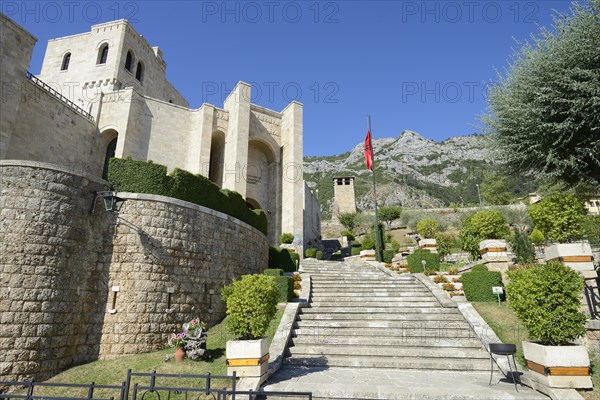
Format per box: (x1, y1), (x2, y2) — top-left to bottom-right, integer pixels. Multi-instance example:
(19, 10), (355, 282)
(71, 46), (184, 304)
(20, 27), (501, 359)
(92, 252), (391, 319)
(545, 242), (597, 279)
(226, 337), (269, 383)
(175, 348), (185, 363)
(522, 341), (592, 389)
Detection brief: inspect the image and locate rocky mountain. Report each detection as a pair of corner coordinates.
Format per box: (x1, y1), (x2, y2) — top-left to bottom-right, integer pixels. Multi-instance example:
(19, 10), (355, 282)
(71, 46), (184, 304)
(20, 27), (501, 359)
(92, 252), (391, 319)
(304, 130), (501, 217)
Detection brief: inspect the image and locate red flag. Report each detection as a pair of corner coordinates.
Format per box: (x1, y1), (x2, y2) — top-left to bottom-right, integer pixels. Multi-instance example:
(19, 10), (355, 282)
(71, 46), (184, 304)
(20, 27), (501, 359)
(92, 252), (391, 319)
(364, 130), (374, 171)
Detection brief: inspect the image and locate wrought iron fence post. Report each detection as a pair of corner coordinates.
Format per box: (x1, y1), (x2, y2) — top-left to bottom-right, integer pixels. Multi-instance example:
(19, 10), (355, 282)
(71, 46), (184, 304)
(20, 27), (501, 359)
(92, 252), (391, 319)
(87, 381), (95, 399)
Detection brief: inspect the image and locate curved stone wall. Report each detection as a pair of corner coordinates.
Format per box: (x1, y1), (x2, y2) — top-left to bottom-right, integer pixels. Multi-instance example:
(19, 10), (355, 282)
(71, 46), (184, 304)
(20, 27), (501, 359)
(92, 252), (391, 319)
(0, 161), (268, 382)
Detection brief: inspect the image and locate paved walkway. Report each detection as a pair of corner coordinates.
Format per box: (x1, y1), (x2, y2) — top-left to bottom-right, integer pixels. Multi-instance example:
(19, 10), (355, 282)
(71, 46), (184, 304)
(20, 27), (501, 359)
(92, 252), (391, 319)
(261, 260), (548, 399)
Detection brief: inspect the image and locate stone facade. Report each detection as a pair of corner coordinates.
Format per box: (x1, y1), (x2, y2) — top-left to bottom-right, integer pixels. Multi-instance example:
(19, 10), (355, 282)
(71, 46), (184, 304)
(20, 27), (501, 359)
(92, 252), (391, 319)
(332, 177), (356, 215)
(0, 14), (321, 247)
(0, 161), (268, 382)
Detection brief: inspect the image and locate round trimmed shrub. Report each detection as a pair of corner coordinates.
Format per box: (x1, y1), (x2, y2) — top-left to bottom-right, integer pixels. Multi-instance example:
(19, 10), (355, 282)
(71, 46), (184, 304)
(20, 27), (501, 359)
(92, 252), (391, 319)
(506, 262), (587, 345)
(416, 218), (440, 238)
(361, 235), (375, 250)
(305, 248), (317, 258)
(221, 274), (279, 340)
(528, 193), (587, 243)
(471, 264), (488, 272)
(341, 230), (355, 241)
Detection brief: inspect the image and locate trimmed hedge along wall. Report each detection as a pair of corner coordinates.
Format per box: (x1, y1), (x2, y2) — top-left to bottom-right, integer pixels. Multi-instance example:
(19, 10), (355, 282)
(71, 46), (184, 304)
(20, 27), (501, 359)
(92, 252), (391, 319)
(269, 247), (299, 273)
(407, 249), (440, 273)
(108, 158), (267, 235)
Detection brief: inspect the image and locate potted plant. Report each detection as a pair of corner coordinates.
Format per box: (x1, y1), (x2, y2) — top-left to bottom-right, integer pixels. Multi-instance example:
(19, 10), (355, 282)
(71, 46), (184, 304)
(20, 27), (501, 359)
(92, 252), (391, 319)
(167, 332), (187, 362)
(221, 274), (278, 383)
(506, 262), (591, 389)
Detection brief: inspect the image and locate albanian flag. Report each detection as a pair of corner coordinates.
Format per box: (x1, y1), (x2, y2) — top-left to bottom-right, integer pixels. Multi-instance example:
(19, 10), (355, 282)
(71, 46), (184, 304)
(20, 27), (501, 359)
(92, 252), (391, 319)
(364, 130), (374, 171)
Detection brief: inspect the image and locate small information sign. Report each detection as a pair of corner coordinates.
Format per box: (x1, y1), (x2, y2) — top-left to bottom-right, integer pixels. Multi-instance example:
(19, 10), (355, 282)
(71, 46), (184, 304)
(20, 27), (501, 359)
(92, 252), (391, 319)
(492, 286), (503, 305)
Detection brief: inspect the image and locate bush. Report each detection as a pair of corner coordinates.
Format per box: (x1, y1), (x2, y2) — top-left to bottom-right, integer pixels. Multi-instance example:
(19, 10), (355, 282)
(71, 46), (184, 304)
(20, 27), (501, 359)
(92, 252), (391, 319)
(424, 269), (437, 276)
(507, 262), (587, 345)
(305, 248), (317, 258)
(461, 270), (503, 302)
(471, 264), (488, 272)
(273, 276), (294, 303)
(338, 212), (360, 231)
(316, 250), (324, 260)
(442, 283), (455, 291)
(351, 247), (361, 256)
(269, 247), (296, 272)
(382, 249), (395, 264)
(529, 229), (545, 247)
(435, 232), (457, 261)
(407, 249), (440, 273)
(510, 230), (535, 265)
(416, 218), (440, 238)
(108, 158), (268, 235)
(432, 275), (447, 284)
(264, 268), (283, 276)
(390, 239), (400, 254)
(529, 193), (588, 243)
(221, 274), (278, 340)
(280, 233), (294, 244)
(361, 235), (375, 250)
(341, 230), (355, 241)
(459, 210), (510, 259)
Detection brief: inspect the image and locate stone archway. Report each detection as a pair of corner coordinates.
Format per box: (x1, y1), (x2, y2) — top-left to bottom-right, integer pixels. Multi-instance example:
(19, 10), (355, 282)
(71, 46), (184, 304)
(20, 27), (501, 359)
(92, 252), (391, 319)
(100, 129), (118, 179)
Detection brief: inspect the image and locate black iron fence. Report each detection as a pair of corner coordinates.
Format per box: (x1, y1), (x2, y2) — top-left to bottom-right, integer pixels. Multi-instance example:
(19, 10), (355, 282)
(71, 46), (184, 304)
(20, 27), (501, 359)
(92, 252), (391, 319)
(584, 277), (600, 319)
(1, 370), (312, 400)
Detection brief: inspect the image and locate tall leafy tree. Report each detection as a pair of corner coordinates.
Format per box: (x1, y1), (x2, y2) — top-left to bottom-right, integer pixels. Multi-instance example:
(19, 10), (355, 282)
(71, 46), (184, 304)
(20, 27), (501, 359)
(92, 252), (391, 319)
(378, 205), (402, 230)
(528, 193), (588, 242)
(485, 1), (600, 190)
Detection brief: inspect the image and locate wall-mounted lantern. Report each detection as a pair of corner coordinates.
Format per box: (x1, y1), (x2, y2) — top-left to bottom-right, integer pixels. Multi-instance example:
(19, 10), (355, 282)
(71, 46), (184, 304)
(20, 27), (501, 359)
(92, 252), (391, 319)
(89, 191), (125, 214)
(166, 287), (175, 314)
(108, 285), (120, 314)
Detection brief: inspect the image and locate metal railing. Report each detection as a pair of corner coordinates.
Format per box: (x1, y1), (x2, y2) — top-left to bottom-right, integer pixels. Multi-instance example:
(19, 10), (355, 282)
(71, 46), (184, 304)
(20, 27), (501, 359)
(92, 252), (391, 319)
(25, 72), (95, 122)
(584, 277), (600, 319)
(0, 380), (126, 400)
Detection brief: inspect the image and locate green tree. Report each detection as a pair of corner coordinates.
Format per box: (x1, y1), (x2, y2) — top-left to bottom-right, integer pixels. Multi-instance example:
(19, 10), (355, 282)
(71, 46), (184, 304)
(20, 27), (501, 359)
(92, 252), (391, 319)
(528, 193), (587, 242)
(510, 230), (536, 265)
(480, 174), (513, 205)
(484, 1), (600, 190)
(338, 212), (359, 231)
(459, 210), (510, 259)
(436, 232), (457, 262)
(583, 215), (600, 246)
(416, 218), (440, 238)
(378, 205), (402, 230)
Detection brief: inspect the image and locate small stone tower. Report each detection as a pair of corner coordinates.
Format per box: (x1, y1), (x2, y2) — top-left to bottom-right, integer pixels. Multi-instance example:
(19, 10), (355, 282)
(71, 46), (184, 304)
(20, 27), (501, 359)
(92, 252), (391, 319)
(333, 177), (357, 215)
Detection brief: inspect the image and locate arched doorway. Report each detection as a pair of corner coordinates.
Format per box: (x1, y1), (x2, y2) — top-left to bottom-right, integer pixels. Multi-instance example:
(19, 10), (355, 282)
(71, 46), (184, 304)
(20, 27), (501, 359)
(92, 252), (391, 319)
(102, 138), (117, 180)
(209, 131), (225, 187)
(99, 128), (119, 180)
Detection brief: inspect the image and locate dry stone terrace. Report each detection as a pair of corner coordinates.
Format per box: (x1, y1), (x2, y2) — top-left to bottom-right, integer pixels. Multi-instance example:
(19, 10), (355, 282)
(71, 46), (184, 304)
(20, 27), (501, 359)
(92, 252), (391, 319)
(262, 259), (548, 399)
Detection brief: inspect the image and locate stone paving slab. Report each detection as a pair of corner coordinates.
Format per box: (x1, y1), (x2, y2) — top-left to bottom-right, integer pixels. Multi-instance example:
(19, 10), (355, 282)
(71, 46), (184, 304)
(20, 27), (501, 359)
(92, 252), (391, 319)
(262, 367), (549, 399)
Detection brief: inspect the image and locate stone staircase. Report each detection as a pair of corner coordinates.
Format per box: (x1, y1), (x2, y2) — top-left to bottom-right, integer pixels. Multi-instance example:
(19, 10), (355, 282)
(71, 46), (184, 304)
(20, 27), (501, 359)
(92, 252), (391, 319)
(287, 260), (490, 372)
(262, 260), (547, 400)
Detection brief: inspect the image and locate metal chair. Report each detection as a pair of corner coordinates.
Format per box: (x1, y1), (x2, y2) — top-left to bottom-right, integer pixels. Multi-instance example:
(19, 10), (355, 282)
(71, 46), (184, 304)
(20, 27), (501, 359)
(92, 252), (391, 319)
(488, 343), (520, 392)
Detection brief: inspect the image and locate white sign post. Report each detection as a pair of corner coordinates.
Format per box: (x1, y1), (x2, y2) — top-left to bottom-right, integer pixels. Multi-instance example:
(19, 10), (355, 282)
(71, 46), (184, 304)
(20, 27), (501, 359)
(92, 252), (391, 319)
(492, 286), (504, 306)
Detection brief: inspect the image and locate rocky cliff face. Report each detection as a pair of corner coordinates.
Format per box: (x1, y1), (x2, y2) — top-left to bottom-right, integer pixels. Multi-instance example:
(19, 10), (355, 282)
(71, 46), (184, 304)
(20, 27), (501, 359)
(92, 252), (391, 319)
(304, 130), (494, 216)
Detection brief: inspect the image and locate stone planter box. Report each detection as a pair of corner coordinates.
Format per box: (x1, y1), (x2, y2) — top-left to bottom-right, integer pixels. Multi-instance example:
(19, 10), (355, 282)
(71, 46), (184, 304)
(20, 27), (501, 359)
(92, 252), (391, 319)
(522, 341), (592, 389)
(418, 238), (437, 253)
(226, 337), (270, 383)
(479, 239), (509, 272)
(359, 249), (376, 261)
(545, 242), (597, 279)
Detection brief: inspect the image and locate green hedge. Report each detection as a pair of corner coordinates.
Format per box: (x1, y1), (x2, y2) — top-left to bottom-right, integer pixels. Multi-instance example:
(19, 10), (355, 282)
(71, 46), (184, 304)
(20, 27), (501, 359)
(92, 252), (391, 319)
(407, 249), (440, 273)
(351, 247), (361, 256)
(462, 270), (503, 302)
(269, 247), (297, 272)
(471, 264), (488, 272)
(273, 276), (294, 303)
(316, 250), (324, 260)
(305, 248), (317, 258)
(383, 249), (395, 264)
(264, 268), (283, 276)
(108, 158), (267, 235)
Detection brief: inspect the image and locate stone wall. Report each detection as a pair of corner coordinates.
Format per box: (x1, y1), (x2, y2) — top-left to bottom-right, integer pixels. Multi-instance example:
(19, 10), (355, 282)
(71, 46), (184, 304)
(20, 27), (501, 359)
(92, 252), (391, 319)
(0, 161), (268, 382)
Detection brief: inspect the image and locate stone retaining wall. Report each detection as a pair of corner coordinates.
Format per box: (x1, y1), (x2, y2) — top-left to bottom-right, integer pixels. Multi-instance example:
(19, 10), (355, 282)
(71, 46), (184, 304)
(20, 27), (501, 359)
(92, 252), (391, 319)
(0, 161), (268, 383)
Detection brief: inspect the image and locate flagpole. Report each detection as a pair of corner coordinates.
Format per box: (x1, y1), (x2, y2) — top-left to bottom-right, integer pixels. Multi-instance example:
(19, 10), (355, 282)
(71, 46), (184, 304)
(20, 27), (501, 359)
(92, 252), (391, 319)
(367, 115), (383, 262)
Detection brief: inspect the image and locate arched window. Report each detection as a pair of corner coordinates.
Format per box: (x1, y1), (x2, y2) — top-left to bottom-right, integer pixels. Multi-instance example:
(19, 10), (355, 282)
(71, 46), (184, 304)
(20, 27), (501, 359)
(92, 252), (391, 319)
(61, 53), (71, 71)
(135, 61), (144, 82)
(98, 44), (109, 64)
(125, 51), (133, 72)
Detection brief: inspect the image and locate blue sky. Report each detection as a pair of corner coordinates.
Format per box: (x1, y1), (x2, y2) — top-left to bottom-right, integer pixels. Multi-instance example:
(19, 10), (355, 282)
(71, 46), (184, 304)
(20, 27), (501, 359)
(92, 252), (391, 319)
(7, 0), (575, 156)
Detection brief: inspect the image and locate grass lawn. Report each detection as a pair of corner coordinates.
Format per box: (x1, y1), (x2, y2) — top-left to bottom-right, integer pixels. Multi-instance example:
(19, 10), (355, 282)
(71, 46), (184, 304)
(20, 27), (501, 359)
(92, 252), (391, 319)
(471, 302), (530, 367)
(13, 308), (285, 398)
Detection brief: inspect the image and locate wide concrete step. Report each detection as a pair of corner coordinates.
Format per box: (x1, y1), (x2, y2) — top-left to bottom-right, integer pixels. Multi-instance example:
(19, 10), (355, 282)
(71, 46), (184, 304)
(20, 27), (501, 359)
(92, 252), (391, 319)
(310, 291), (431, 298)
(309, 301), (440, 307)
(301, 306), (457, 314)
(289, 344), (489, 359)
(291, 335), (483, 348)
(293, 326), (472, 338)
(310, 295), (434, 302)
(295, 320), (472, 330)
(285, 355), (491, 371)
(311, 284), (423, 290)
(298, 312), (466, 322)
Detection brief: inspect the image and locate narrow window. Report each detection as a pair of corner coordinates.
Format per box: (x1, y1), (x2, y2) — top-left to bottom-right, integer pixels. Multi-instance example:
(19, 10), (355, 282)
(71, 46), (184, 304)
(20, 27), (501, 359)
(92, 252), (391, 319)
(98, 44), (109, 64)
(125, 51), (133, 72)
(61, 53), (71, 71)
(135, 61), (144, 82)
